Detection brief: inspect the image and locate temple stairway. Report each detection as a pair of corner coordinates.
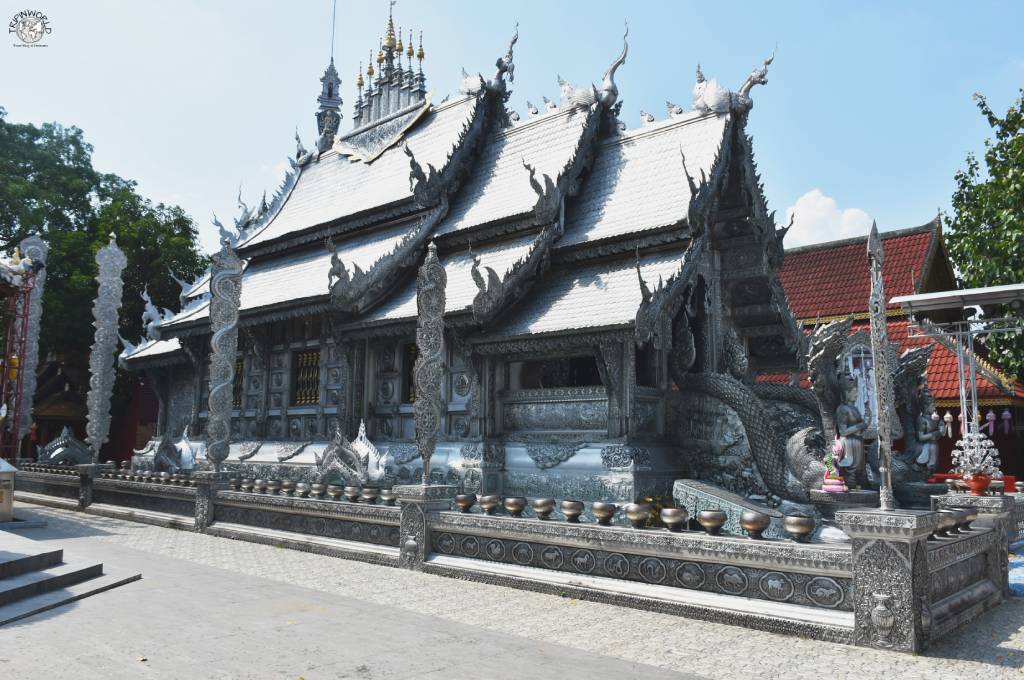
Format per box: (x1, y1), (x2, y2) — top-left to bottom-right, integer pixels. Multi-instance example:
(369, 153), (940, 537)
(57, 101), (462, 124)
(0, 529), (140, 625)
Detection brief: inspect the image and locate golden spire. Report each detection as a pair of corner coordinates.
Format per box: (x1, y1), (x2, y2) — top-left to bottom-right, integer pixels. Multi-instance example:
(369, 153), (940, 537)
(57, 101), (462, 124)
(383, 4), (397, 50)
(406, 29), (414, 58)
(367, 50), (375, 77)
(356, 63), (364, 89)
(396, 25), (403, 53)
(416, 30), (424, 61)
(376, 38), (385, 65)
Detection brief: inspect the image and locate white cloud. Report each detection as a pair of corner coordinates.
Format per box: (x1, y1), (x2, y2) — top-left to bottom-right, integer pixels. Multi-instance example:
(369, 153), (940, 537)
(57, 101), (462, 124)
(784, 189), (874, 247)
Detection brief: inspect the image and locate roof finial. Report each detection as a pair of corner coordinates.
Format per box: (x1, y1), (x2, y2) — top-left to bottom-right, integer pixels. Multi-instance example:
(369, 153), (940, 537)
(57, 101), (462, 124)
(329, 0), (337, 62)
(598, 21), (628, 108)
(737, 46), (776, 97)
(406, 29), (414, 59)
(384, 1), (397, 50)
(356, 63), (364, 89)
(367, 50), (375, 77)
(417, 29), (425, 63)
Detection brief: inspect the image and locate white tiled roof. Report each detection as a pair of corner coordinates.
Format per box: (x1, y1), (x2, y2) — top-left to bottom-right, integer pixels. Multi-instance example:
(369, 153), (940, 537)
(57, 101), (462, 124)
(560, 112), (728, 247)
(436, 108), (591, 235)
(123, 337), (181, 361)
(240, 96), (479, 248)
(485, 248), (690, 338)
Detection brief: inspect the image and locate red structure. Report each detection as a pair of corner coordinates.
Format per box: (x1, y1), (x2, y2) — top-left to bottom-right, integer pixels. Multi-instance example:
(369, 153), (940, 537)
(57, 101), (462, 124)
(758, 217), (1024, 476)
(0, 265), (37, 461)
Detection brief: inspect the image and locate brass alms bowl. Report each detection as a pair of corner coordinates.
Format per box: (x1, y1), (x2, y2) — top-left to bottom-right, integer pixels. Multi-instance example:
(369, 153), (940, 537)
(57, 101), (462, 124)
(479, 495), (501, 515)
(532, 497), (555, 520)
(740, 510), (771, 539)
(560, 499), (585, 523)
(660, 507), (687, 532)
(624, 502), (651, 529)
(454, 493), (477, 513)
(783, 514), (816, 543)
(591, 502), (617, 526)
(503, 497), (527, 517)
(697, 509), (727, 535)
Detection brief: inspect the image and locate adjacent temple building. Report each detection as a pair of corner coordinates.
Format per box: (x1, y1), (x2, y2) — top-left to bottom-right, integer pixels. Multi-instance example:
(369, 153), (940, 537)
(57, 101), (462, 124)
(121, 10), (814, 504)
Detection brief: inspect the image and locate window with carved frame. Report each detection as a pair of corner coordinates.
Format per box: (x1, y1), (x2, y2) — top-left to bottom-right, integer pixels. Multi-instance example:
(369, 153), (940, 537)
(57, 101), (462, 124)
(291, 349), (321, 406)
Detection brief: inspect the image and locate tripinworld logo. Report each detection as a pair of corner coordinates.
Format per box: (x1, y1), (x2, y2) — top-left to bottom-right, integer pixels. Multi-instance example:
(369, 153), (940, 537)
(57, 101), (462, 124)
(9, 9), (51, 47)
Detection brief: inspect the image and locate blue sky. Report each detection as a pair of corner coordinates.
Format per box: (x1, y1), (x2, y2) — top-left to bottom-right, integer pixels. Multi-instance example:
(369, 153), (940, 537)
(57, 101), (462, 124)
(2, 1), (1022, 252)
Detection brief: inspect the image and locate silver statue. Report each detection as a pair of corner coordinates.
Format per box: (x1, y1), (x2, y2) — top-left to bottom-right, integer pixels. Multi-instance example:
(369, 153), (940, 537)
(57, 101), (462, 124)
(835, 373), (868, 488)
(914, 387), (942, 471)
(413, 242), (446, 485)
(314, 419), (391, 486)
(204, 229), (243, 471)
(17, 234), (48, 438)
(84, 234), (128, 460)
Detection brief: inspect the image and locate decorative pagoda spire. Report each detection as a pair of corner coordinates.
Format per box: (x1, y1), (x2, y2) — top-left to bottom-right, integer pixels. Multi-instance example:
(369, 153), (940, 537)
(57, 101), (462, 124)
(315, 0), (342, 149)
(316, 58), (343, 149)
(349, 7), (428, 129)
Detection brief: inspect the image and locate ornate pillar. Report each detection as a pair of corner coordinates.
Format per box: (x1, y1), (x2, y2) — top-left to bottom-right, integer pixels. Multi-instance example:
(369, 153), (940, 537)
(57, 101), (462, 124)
(836, 508), (938, 652)
(205, 234), (243, 471)
(394, 483), (455, 570)
(17, 235), (48, 440)
(413, 242), (445, 485)
(192, 470), (229, 532)
(867, 223), (896, 509)
(84, 234), (128, 462)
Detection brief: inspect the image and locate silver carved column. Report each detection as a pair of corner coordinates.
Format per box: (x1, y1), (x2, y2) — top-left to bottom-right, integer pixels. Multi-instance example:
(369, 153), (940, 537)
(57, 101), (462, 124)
(867, 223), (896, 510)
(84, 234), (128, 461)
(17, 235), (48, 439)
(204, 234), (243, 471)
(395, 242), (455, 570)
(413, 241), (445, 486)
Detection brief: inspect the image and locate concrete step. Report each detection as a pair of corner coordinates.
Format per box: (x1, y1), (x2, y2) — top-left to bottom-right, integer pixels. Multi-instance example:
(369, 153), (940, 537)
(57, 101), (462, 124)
(0, 569), (141, 626)
(0, 561), (103, 607)
(0, 546), (63, 579)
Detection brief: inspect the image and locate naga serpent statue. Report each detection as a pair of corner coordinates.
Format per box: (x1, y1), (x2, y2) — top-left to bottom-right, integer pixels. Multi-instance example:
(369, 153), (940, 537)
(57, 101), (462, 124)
(674, 319), (852, 503)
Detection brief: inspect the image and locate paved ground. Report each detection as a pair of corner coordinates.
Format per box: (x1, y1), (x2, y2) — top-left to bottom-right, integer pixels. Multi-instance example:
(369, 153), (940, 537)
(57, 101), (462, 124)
(3, 503), (1024, 679)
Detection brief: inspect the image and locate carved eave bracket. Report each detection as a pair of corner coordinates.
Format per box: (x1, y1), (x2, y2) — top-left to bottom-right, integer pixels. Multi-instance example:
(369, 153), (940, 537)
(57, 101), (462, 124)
(327, 200), (448, 315)
(634, 236), (706, 351)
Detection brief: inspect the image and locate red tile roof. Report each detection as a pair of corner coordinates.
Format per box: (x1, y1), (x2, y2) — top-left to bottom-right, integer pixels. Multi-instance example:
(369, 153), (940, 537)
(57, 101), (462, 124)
(778, 221), (937, 321)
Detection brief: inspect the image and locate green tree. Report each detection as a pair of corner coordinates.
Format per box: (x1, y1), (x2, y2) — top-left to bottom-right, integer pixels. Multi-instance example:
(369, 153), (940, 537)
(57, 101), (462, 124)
(944, 90), (1024, 378)
(0, 106), (207, 407)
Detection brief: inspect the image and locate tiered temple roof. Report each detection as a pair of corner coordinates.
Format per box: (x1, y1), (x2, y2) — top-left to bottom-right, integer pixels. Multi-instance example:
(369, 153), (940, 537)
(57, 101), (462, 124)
(124, 12), (796, 373)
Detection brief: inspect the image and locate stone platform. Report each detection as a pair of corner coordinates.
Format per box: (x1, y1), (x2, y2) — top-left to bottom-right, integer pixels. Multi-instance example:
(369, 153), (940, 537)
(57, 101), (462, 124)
(809, 489), (878, 519)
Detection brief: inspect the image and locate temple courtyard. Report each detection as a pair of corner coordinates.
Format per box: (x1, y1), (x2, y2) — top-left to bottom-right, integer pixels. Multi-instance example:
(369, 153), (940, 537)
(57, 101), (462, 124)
(1, 502), (1021, 680)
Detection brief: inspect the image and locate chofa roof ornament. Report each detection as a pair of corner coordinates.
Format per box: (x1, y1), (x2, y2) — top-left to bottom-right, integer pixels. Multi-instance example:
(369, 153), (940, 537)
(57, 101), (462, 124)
(597, 22), (628, 110)
(692, 48), (775, 115)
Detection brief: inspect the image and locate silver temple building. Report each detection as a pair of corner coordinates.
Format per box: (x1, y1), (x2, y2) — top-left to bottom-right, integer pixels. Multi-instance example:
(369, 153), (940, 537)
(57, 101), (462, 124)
(121, 12), (816, 507)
